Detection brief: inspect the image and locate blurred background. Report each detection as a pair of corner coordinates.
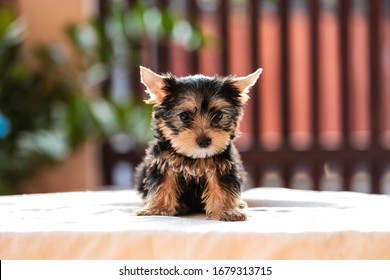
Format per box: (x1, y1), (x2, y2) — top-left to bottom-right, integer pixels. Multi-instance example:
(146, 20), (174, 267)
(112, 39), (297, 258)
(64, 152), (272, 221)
(0, 0), (390, 195)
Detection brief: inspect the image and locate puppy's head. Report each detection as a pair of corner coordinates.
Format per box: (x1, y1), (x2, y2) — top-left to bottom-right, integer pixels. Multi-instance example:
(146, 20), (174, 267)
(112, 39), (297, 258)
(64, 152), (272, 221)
(140, 66), (262, 159)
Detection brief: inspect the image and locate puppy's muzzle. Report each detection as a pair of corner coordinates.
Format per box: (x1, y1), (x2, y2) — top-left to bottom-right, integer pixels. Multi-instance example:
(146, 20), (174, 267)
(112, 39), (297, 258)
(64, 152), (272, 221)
(196, 136), (212, 148)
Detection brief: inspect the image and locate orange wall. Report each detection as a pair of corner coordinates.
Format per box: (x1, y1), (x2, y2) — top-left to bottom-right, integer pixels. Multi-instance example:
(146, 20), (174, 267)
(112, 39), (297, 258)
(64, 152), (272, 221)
(17, 0), (100, 193)
(18, 0), (95, 45)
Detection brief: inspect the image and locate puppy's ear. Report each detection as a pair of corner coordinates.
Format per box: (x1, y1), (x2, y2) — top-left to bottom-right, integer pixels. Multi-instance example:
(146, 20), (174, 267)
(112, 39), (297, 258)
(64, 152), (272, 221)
(140, 66), (167, 104)
(232, 68), (263, 104)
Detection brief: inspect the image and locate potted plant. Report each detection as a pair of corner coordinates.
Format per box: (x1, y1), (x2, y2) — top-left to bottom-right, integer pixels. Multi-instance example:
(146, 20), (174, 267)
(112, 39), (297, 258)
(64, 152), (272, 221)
(0, 1), (202, 194)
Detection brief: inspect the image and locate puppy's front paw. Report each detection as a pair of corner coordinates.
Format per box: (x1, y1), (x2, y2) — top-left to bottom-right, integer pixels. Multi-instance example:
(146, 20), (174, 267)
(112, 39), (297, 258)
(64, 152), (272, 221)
(208, 208), (247, 222)
(135, 207), (177, 216)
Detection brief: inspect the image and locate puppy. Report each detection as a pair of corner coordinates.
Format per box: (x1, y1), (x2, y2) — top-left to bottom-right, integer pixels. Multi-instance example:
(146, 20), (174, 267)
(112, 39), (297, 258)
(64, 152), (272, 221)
(134, 66), (262, 221)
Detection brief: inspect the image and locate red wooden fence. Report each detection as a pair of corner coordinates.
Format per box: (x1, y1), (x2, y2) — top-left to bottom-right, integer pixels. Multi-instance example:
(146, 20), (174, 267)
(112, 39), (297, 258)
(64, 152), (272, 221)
(100, 0), (390, 194)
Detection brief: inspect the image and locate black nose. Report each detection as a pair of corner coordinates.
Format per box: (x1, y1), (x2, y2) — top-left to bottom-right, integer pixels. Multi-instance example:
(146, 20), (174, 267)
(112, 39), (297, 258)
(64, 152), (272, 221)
(196, 136), (211, 148)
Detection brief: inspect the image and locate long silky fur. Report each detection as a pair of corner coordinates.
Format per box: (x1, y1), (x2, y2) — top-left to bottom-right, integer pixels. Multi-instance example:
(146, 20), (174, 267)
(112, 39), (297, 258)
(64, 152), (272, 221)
(134, 73), (252, 221)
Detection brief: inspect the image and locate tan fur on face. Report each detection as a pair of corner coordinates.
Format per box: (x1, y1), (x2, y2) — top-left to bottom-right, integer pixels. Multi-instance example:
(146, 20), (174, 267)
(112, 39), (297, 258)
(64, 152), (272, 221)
(160, 113), (231, 158)
(157, 96), (237, 158)
(171, 128), (230, 158)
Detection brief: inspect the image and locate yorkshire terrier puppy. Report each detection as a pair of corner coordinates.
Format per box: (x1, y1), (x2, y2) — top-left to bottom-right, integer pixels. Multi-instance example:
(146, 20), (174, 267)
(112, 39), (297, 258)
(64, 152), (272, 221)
(134, 66), (262, 221)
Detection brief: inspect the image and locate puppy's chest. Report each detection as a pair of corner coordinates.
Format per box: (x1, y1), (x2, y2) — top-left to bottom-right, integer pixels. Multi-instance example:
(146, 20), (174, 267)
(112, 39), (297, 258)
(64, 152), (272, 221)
(154, 150), (233, 181)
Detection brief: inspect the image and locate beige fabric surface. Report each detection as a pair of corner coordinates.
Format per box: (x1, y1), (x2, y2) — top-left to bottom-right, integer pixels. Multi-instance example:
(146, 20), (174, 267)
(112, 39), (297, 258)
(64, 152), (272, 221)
(1, 187), (390, 259)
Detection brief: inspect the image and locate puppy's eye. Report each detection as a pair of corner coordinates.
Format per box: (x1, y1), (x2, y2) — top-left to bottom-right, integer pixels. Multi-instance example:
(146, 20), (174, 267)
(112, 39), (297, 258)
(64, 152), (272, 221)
(179, 111), (191, 122)
(214, 111), (223, 122)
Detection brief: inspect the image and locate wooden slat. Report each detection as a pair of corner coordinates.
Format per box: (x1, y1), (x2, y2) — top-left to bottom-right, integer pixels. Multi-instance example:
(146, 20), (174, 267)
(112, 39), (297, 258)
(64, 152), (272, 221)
(279, 0), (291, 147)
(248, 0), (262, 187)
(98, 0), (109, 21)
(368, 0), (382, 193)
(372, 161), (382, 194)
(219, 0), (229, 75)
(101, 142), (113, 186)
(339, 0), (350, 149)
(342, 160), (351, 191)
(339, 0), (351, 191)
(309, 0), (321, 190)
(249, 1), (260, 141)
(186, 0), (200, 74)
(368, 0), (381, 147)
(281, 163), (292, 188)
(156, 0), (171, 72)
(311, 162), (321, 191)
(309, 0), (320, 148)
(98, 0), (115, 186)
(128, 0), (143, 98)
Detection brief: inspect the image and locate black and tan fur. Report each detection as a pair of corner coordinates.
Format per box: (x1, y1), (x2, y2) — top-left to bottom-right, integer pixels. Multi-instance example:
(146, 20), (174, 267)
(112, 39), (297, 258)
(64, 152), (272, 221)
(134, 66), (262, 221)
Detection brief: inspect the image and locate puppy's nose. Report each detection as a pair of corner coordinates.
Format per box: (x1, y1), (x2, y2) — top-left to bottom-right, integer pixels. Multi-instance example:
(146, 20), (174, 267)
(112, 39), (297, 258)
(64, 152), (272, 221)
(196, 136), (211, 148)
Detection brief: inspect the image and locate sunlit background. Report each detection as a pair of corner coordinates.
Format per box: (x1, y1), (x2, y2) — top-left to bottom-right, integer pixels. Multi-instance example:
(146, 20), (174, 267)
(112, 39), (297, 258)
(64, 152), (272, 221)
(1, 0), (390, 195)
